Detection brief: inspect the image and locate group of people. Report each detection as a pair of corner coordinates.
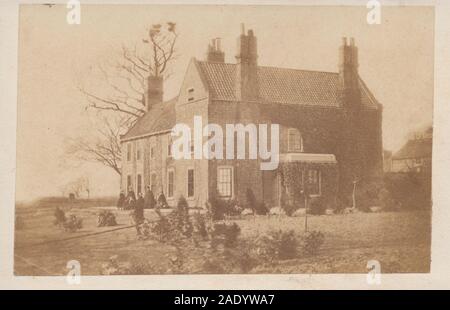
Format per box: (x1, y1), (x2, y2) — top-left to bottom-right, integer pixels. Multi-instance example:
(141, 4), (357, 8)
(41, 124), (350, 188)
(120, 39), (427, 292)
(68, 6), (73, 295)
(116, 186), (169, 235)
(117, 186), (168, 213)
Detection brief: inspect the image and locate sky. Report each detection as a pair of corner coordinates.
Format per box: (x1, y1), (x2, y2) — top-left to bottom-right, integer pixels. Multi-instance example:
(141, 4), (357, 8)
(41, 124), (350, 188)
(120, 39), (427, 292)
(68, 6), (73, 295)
(16, 4), (434, 201)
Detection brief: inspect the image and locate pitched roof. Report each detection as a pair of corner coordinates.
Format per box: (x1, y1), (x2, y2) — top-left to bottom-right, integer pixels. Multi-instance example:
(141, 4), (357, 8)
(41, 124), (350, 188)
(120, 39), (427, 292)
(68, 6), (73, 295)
(196, 61), (379, 108)
(393, 138), (432, 160)
(121, 97), (177, 141)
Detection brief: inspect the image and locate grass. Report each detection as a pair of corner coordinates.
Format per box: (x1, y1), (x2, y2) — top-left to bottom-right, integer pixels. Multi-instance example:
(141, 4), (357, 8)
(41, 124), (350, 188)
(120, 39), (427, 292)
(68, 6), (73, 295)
(14, 198), (431, 275)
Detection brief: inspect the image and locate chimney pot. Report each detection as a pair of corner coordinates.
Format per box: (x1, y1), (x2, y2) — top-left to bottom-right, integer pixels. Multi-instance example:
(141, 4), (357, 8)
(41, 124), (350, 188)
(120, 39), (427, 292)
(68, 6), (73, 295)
(216, 38), (221, 51)
(206, 37), (225, 62)
(145, 75), (163, 111)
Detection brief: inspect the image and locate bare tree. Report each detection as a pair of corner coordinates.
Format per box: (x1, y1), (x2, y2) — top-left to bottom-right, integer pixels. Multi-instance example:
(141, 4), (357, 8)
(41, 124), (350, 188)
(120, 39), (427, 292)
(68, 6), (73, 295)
(67, 117), (125, 175)
(73, 23), (178, 175)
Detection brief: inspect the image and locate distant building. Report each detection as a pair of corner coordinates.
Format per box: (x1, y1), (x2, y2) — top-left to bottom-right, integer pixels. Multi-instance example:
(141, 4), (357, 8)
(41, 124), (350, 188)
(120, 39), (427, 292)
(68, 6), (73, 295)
(392, 127), (432, 173)
(120, 27), (383, 208)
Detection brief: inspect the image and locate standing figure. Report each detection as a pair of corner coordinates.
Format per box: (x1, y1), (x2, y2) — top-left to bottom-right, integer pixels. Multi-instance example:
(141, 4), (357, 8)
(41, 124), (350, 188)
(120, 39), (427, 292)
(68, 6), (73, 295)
(117, 191), (125, 210)
(144, 186), (156, 209)
(126, 186), (136, 210)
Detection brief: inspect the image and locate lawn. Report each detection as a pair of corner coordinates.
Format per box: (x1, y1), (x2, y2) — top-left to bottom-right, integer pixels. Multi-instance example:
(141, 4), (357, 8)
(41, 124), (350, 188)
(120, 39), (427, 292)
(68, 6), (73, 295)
(14, 200), (431, 275)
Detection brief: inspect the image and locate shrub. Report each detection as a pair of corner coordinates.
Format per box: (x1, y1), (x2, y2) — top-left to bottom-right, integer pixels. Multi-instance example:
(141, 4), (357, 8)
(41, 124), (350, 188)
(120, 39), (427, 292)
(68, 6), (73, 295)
(227, 240), (259, 273)
(303, 230), (325, 256)
(209, 222), (241, 249)
(255, 229), (298, 261)
(170, 196), (193, 238)
(62, 214), (83, 232)
(150, 196), (193, 243)
(245, 188), (268, 215)
(150, 216), (172, 242)
(281, 203), (297, 217)
(201, 240), (258, 274)
(192, 212), (209, 241)
(97, 210), (117, 227)
(206, 196), (240, 221)
(53, 207), (66, 226)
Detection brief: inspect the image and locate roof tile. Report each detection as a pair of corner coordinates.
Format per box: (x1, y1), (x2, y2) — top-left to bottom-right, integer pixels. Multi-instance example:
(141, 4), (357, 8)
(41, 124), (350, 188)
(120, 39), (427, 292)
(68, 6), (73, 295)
(196, 61), (379, 108)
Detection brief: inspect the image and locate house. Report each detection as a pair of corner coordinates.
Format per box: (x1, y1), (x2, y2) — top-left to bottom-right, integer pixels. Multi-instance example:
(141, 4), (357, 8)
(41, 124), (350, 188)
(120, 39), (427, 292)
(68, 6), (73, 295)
(120, 27), (383, 208)
(392, 127), (432, 173)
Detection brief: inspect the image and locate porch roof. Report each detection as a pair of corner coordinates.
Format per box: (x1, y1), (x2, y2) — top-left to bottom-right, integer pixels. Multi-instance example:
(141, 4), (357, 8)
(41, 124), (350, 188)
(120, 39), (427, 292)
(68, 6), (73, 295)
(279, 153), (337, 164)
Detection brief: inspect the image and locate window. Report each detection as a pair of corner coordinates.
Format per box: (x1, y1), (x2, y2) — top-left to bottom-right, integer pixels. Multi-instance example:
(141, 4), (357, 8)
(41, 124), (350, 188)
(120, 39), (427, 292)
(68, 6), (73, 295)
(189, 139), (194, 154)
(288, 128), (303, 152)
(217, 167), (233, 198)
(150, 146), (155, 159)
(187, 87), (194, 102)
(307, 169), (321, 196)
(127, 175), (132, 191)
(150, 173), (157, 193)
(136, 142), (141, 161)
(127, 143), (132, 161)
(187, 169), (194, 198)
(167, 137), (172, 157)
(167, 169), (175, 198)
(283, 170), (303, 196)
(137, 174), (142, 195)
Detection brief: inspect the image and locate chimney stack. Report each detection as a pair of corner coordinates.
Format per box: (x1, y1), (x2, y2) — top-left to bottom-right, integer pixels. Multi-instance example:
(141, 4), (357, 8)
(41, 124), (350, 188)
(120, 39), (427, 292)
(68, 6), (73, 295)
(235, 24), (259, 101)
(145, 75), (163, 111)
(206, 38), (225, 63)
(339, 37), (360, 97)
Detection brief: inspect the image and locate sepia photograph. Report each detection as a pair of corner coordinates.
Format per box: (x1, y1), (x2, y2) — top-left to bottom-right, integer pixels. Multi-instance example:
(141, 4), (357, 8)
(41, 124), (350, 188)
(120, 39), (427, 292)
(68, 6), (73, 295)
(12, 3), (433, 277)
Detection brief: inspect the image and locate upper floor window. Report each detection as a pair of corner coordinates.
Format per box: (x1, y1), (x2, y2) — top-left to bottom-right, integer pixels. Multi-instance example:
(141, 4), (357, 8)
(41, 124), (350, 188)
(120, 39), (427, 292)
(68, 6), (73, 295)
(167, 137), (172, 157)
(288, 128), (303, 152)
(150, 146), (155, 159)
(127, 143), (132, 161)
(136, 142), (141, 161)
(187, 87), (195, 102)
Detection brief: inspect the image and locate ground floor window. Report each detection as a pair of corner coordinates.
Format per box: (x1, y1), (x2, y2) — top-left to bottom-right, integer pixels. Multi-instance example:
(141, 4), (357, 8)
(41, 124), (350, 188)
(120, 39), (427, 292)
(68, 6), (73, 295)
(217, 166), (233, 198)
(187, 169), (194, 198)
(307, 169), (321, 196)
(127, 175), (132, 191)
(150, 173), (157, 193)
(167, 169), (175, 198)
(137, 174), (142, 195)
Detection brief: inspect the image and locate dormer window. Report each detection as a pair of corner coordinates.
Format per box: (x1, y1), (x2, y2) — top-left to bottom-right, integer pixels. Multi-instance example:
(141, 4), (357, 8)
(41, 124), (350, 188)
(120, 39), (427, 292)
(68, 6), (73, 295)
(287, 128), (303, 152)
(187, 87), (195, 102)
